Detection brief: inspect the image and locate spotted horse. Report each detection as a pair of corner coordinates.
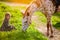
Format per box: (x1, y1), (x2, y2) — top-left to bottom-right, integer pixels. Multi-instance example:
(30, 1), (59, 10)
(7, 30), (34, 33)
(22, 0), (55, 37)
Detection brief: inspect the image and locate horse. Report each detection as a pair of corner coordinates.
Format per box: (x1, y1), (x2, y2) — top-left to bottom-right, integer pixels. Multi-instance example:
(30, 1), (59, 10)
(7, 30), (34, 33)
(22, 0), (55, 37)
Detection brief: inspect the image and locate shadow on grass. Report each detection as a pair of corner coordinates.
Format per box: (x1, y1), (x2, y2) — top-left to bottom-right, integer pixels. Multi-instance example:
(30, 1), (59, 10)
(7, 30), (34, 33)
(53, 22), (60, 30)
(53, 12), (60, 17)
(15, 31), (48, 40)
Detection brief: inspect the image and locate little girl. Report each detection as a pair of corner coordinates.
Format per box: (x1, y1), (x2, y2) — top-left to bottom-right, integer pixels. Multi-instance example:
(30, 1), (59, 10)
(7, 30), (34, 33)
(0, 12), (16, 31)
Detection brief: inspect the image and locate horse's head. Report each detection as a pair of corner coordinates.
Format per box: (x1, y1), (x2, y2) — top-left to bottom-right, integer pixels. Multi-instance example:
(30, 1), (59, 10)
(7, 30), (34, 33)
(21, 10), (31, 31)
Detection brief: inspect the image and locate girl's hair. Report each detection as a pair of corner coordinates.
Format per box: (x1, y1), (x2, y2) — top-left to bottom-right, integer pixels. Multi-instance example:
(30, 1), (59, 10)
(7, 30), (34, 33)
(5, 12), (10, 17)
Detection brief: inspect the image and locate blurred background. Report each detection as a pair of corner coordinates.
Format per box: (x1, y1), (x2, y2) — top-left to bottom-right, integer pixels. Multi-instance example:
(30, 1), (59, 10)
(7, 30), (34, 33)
(0, 0), (60, 40)
(0, 0), (32, 4)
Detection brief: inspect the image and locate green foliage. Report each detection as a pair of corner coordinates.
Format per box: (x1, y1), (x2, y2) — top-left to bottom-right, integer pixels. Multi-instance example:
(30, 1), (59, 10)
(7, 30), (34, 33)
(0, 22), (48, 40)
(0, 3), (48, 40)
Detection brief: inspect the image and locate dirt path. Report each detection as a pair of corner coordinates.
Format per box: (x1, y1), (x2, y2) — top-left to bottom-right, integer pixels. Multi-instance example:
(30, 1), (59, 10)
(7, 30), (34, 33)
(32, 15), (60, 40)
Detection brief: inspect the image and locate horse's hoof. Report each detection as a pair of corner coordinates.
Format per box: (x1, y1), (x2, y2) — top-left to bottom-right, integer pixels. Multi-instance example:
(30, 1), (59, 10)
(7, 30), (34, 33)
(50, 35), (54, 38)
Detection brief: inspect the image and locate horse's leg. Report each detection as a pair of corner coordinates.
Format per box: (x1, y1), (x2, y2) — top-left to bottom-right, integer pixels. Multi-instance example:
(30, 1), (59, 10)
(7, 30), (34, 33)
(49, 19), (53, 37)
(46, 15), (53, 37)
(46, 16), (50, 36)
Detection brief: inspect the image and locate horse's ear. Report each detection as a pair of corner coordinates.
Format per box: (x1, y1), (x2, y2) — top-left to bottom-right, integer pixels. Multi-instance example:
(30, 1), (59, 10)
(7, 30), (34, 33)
(21, 10), (25, 15)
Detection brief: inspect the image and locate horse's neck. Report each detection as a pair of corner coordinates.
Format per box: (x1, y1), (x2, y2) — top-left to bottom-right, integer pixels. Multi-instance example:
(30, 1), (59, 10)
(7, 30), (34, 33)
(26, 4), (38, 14)
(25, 0), (50, 13)
(25, 0), (42, 14)
(25, 0), (54, 15)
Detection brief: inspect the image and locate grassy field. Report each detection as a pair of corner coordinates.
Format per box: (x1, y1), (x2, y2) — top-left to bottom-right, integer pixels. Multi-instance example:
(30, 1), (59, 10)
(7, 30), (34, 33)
(0, 3), (48, 40)
(34, 11), (60, 30)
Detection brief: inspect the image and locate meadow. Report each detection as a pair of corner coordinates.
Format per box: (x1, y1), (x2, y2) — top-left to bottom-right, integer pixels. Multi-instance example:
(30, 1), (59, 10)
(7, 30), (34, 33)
(0, 2), (60, 40)
(34, 11), (60, 30)
(0, 3), (48, 40)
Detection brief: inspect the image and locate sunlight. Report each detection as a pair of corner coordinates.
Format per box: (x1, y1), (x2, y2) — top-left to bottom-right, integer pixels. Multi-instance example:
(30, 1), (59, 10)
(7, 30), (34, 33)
(10, 0), (33, 4)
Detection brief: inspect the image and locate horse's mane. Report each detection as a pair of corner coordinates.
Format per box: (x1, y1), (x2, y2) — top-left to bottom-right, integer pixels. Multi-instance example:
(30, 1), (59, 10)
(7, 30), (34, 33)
(50, 0), (56, 6)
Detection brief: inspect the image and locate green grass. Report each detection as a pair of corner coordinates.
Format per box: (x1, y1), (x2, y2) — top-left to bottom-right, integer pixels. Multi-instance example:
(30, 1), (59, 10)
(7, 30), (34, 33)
(0, 3), (48, 40)
(34, 11), (60, 30)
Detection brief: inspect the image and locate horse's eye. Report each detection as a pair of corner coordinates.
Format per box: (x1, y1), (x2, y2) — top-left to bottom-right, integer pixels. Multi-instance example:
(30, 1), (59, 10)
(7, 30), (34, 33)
(24, 21), (27, 23)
